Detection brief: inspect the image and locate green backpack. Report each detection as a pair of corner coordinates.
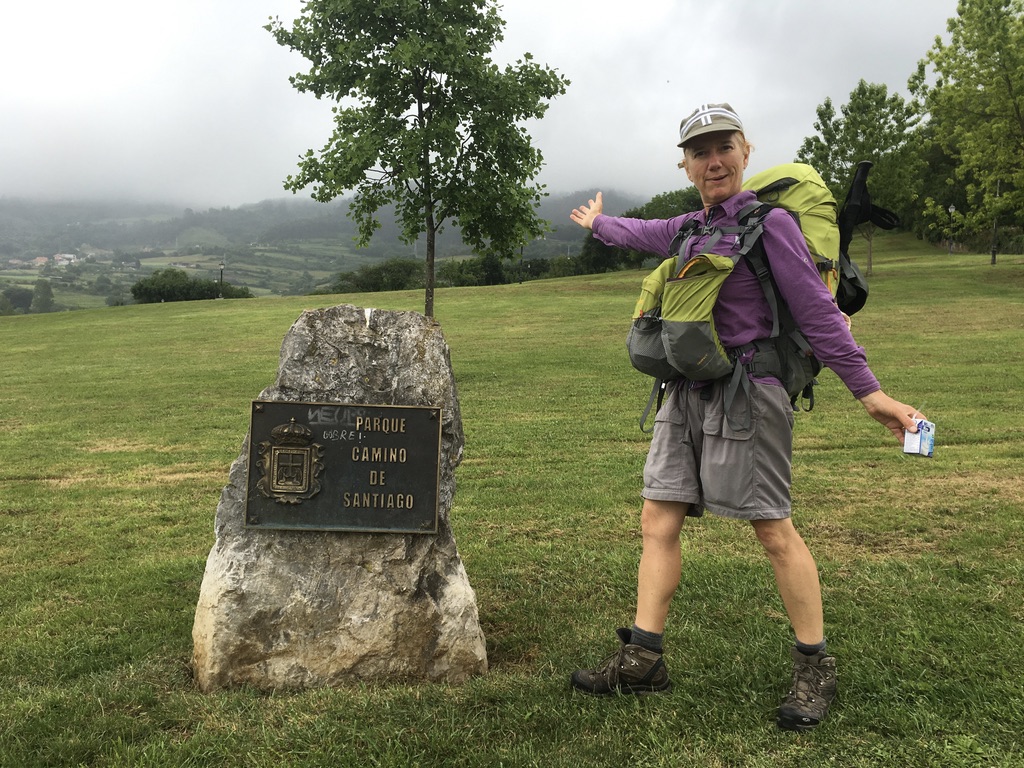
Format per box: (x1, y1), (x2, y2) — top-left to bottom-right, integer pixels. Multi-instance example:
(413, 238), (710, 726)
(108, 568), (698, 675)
(627, 215), (771, 383)
(626, 163), (846, 432)
(742, 163), (841, 297)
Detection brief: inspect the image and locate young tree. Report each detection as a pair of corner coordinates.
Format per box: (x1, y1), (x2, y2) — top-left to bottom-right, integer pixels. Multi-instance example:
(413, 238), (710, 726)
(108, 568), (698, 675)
(267, 1), (569, 317)
(797, 80), (919, 272)
(910, 0), (1023, 242)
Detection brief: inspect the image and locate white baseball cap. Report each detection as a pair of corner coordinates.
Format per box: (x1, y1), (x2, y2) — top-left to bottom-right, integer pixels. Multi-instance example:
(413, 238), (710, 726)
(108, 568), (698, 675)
(677, 103), (744, 148)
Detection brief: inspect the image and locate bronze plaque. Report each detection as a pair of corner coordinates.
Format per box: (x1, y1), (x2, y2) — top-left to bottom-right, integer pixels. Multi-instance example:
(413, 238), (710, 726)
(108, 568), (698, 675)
(244, 401), (441, 533)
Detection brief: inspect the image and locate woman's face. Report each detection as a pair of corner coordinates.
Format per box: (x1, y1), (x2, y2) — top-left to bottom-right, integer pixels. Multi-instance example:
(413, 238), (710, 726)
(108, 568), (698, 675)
(682, 131), (750, 208)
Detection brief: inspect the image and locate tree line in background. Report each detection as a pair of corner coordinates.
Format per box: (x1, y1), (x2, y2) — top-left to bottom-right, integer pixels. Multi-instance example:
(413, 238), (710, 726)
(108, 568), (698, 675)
(0, 188), (624, 312)
(792, 0), (1022, 259)
(129, 269), (254, 303)
(0, 281), (55, 316)
(315, 192), (706, 293)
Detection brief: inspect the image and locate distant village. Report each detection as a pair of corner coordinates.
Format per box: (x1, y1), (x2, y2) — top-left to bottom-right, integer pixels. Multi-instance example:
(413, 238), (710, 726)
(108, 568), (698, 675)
(2, 252), (206, 272)
(4, 253), (83, 269)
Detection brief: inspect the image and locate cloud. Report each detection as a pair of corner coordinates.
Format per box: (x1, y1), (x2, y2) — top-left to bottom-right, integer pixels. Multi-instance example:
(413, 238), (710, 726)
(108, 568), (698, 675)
(500, 0), (957, 198)
(0, 0), (958, 207)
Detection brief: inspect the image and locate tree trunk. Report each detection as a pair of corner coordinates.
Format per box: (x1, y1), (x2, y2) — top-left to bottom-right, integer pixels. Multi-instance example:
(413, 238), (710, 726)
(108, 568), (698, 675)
(424, 205), (436, 318)
(862, 224), (876, 277)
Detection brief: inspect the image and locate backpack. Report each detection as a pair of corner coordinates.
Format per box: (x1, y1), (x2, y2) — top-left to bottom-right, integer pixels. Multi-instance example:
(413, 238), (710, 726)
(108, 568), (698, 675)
(741, 163), (841, 300)
(627, 162), (892, 432)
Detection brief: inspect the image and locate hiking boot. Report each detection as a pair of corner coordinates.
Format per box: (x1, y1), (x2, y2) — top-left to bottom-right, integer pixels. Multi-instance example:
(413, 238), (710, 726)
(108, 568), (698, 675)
(570, 628), (672, 695)
(777, 646), (837, 731)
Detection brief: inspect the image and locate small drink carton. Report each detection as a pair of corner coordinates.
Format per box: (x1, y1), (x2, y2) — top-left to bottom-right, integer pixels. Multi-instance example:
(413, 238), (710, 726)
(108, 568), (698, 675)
(903, 419), (935, 457)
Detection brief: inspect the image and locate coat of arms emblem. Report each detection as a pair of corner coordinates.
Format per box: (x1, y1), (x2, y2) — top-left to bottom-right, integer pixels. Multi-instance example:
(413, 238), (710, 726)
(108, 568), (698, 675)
(255, 418), (324, 504)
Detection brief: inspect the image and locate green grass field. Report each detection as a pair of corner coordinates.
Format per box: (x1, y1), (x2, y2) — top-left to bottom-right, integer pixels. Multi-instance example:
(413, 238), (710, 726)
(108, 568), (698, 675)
(1, 234), (1022, 767)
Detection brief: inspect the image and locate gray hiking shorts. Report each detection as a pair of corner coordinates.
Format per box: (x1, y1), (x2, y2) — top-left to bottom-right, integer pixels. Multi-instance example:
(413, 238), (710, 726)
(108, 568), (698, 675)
(642, 378), (795, 520)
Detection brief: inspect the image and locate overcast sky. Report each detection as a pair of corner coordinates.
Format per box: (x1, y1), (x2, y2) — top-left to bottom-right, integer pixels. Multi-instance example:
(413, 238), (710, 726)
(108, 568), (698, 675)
(1, 0), (958, 208)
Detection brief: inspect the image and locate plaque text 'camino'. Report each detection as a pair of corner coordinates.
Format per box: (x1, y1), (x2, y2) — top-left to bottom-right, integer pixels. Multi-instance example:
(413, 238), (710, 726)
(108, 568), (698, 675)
(245, 401), (441, 533)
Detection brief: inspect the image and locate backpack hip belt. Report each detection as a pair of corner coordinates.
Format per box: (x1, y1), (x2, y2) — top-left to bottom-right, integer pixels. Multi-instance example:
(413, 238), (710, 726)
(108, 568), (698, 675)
(728, 339), (781, 379)
(718, 340), (786, 434)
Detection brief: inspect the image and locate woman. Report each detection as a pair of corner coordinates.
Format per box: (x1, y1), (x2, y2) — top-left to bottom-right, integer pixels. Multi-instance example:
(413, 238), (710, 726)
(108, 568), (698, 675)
(567, 102), (923, 731)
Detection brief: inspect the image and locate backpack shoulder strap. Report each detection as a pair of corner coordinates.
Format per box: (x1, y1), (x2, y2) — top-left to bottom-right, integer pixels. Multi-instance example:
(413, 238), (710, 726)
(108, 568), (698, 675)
(743, 236), (782, 339)
(672, 203), (771, 260)
(735, 202), (773, 258)
(669, 218), (701, 257)
(740, 204), (795, 340)
(739, 201), (773, 222)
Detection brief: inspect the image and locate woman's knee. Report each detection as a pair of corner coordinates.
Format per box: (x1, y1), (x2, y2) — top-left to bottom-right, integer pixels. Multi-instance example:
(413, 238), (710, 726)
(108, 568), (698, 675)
(751, 518), (803, 557)
(641, 499), (688, 543)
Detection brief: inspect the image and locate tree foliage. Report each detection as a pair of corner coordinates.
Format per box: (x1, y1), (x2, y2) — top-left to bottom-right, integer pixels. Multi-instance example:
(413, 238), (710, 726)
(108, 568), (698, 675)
(326, 252), (535, 292)
(130, 269), (253, 304)
(796, 80), (919, 218)
(267, 0), (569, 317)
(30, 280), (55, 313)
(328, 258), (424, 294)
(790, 3), (1024, 253)
(796, 81), (920, 272)
(910, 0), (1024, 239)
(2, 286), (33, 314)
(631, 187), (704, 220)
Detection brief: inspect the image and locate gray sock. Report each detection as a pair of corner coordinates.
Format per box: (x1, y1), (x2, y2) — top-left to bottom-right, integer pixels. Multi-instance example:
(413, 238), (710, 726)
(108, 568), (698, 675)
(630, 624), (664, 654)
(795, 638), (827, 657)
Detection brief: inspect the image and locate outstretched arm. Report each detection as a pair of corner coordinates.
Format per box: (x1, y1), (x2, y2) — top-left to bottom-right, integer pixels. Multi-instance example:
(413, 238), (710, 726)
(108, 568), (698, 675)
(570, 192), (603, 230)
(858, 390), (924, 442)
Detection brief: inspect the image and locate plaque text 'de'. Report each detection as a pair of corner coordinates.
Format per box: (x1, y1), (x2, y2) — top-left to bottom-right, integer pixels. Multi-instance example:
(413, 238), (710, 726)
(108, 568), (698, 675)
(245, 401), (442, 533)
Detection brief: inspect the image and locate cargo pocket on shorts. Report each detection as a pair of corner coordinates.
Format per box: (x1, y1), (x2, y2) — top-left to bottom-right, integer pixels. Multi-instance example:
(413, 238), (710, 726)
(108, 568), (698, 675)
(700, 382), (760, 512)
(703, 380), (760, 440)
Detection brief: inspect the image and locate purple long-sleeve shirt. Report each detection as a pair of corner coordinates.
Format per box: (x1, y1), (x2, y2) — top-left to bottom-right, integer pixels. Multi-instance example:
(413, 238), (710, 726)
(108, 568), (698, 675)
(595, 190), (880, 399)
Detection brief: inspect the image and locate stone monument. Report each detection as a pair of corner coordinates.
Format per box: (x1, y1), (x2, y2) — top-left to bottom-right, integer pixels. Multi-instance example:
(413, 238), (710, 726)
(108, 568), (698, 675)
(192, 304), (487, 691)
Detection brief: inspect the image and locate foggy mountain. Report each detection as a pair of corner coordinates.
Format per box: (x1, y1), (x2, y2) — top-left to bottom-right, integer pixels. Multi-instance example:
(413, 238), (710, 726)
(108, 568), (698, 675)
(0, 189), (647, 263)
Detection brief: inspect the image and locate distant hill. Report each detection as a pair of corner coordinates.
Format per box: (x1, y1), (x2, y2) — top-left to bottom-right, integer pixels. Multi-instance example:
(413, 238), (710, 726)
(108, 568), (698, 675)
(0, 189), (646, 259)
(0, 188), (648, 306)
